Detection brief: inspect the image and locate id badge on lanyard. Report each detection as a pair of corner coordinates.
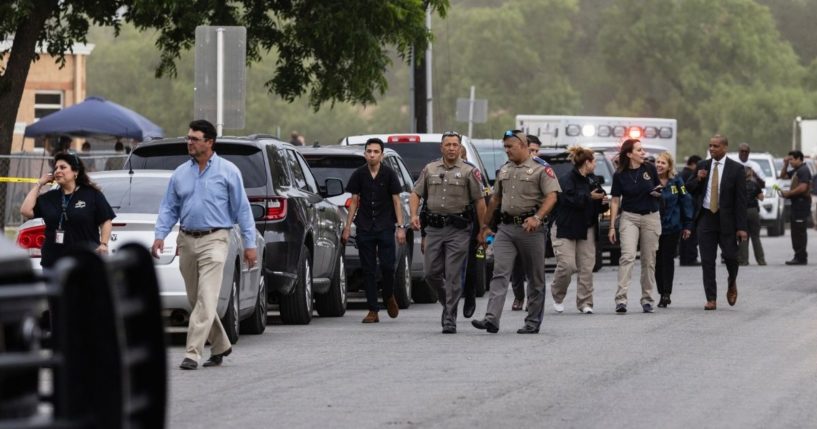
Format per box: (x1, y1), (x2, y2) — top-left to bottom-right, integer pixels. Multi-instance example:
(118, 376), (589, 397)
(56, 192), (73, 245)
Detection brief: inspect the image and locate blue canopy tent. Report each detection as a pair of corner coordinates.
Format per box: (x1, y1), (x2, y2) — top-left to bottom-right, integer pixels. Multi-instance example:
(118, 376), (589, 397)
(24, 96), (163, 141)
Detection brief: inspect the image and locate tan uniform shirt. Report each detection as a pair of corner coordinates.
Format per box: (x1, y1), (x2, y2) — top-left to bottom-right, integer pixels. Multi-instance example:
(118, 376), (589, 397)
(495, 157), (561, 215)
(414, 158), (484, 214)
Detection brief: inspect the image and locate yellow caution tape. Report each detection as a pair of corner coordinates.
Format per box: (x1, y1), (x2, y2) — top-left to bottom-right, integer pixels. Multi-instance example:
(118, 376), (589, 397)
(0, 177), (39, 183)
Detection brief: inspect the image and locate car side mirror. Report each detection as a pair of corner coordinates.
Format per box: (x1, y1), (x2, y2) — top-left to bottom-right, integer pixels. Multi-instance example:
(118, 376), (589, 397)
(324, 178), (344, 198)
(250, 203), (266, 221)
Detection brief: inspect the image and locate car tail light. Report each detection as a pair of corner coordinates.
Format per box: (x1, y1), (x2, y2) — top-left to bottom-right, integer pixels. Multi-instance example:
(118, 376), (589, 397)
(249, 196), (288, 221)
(344, 198), (352, 209)
(17, 224), (45, 257)
(387, 135), (421, 143)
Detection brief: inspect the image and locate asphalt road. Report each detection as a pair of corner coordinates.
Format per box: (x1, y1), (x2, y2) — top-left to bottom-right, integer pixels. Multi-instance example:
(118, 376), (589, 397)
(167, 231), (817, 429)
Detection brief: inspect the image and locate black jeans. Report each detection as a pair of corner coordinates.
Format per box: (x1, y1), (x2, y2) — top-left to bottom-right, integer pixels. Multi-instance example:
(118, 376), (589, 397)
(791, 213), (809, 262)
(656, 232), (680, 297)
(357, 228), (396, 312)
(697, 211), (739, 302)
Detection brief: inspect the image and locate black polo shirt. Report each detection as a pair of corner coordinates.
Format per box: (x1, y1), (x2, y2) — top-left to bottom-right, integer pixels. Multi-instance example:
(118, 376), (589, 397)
(346, 164), (402, 232)
(611, 163), (661, 214)
(33, 186), (116, 268)
(790, 163), (813, 216)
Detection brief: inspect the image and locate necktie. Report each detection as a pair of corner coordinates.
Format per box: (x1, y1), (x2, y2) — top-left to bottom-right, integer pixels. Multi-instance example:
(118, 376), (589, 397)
(710, 161), (719, 213)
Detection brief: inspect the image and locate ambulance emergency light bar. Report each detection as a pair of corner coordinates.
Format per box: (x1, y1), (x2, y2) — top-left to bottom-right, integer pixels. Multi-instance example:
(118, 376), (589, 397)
(565, 124), (673, 140)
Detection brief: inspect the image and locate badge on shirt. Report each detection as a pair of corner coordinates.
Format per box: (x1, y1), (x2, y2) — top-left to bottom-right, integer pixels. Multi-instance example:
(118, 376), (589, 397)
(74, 200), (86, 209)
(55, 229), (65, 244)
(643, 172), (651, 180)
(527, 168), (533, 174)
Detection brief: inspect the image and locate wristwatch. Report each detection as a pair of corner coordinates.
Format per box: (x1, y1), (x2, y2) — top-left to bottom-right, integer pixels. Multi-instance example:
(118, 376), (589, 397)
(533, 214), (543, 222)
(395, 224), (405, 229)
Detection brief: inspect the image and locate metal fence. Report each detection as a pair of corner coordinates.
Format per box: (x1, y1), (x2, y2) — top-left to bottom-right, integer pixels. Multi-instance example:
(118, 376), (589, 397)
(0, 153), (128, 228)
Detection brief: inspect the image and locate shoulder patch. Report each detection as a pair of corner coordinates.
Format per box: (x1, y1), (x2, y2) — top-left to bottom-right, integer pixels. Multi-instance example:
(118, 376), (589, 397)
(544, 166), (556, 179)
(472, 168), (483, 183)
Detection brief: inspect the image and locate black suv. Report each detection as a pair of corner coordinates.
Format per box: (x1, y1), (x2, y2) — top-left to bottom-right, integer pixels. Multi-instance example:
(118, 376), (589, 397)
(126, 136), (346, 325)
(297, 145), (418, 306)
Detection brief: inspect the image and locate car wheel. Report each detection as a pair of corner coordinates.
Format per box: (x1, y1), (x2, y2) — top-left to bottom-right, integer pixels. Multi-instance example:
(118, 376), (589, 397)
(609, 248), (621, 266)
(394, 251), (411, 309)
(315, 252), (347, 317)
(221, 266), (240, 344)
(411, 278), (437, 303)
(240, 261), (267, 335)
(593, 245), (603, 272)
(279, 245), (313, 325)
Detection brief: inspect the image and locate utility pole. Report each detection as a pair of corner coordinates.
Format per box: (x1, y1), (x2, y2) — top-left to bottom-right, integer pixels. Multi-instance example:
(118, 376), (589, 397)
(411, 6), (432, 133)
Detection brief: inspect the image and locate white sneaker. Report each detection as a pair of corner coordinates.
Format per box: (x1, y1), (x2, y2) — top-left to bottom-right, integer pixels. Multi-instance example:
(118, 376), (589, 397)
(581, 306), (594, 314)
(553, 302), (565, 313)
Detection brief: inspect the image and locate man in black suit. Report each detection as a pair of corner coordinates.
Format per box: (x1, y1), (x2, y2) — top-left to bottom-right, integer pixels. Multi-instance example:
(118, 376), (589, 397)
(686, 135), (748, 310)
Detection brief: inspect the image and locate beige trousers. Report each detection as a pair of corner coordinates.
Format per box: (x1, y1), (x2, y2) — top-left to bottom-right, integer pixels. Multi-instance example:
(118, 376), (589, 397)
(616, 211), (661, 306)
(550, 225), (596, 310)
(178, 229), (231, 361)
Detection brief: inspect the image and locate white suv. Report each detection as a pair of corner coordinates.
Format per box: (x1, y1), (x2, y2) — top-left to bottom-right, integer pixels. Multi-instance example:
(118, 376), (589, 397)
(727, 151), (785, 236)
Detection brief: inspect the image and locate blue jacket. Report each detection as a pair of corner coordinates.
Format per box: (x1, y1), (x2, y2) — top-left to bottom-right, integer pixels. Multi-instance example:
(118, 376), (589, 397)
(659, 175), (694, 235)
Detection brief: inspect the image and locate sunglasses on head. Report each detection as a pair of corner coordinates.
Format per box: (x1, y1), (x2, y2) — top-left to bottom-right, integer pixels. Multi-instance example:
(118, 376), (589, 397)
(442, 130), (462, 139)
(503, 129), (526, 144)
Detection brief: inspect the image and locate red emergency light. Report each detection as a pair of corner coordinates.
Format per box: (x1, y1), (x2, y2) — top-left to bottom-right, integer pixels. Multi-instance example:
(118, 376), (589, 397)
(387, 135), (421, 143)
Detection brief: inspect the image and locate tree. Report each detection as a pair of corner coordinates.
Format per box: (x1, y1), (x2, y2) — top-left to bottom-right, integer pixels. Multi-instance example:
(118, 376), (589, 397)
(0, 0), (448, 156)
(0, 0), (447, 228)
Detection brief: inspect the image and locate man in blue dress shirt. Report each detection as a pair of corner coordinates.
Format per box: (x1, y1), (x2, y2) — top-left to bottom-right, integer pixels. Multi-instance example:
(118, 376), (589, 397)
(152, 119), (257, 370)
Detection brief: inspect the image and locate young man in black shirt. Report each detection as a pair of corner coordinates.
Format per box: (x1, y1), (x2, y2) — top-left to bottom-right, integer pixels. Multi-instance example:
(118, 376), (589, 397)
(342, 138), (407, 323)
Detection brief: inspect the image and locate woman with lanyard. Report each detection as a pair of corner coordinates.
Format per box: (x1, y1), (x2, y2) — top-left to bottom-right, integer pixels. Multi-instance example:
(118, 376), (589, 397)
(654, 152), (693, 308)
(608, 139), (662, 313)
(21, 151), (116, 271)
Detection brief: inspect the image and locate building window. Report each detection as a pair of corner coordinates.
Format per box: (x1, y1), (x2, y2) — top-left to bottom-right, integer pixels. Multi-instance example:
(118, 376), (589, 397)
(34, 91), (63, 119)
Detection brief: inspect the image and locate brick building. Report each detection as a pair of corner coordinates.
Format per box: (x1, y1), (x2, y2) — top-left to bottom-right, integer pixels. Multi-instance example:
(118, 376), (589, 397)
(0, 41), (94, 152)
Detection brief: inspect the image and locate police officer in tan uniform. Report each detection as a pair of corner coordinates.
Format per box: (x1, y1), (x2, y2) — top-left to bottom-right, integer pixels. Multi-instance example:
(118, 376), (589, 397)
(410, 131), (486, 334)
(472, 130), (560, 334)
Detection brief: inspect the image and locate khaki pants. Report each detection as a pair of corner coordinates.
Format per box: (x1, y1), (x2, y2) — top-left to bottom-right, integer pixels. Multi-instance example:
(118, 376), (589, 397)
(616, 211), (660, 306)
(550, 225), (596, 310)
(178, 229), (231, 361)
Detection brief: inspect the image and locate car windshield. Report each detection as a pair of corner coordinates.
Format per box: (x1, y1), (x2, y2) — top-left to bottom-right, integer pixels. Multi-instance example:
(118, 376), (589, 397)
(753, 158), (774, 177)
(127, 143), (268, 188)
(471, 140), (506, 181)
(302, 155), (365, 187)
(384, 143), (442, 181)
(96, 177), (169, 214)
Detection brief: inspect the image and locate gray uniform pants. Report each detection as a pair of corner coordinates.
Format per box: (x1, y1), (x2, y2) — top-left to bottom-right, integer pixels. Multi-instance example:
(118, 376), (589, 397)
(485, 224), (546, 329)
(424, 224), (471, 328)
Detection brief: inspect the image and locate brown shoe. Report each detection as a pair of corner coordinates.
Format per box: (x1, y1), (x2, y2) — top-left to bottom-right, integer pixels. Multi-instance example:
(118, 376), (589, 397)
(511, 299), (523, 311)
(726, 280), (737, 306)
(362, 311), (379, 323)
(386, 296), (399, 318)
(704, 300), (717, 310)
